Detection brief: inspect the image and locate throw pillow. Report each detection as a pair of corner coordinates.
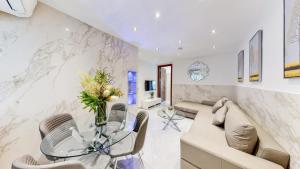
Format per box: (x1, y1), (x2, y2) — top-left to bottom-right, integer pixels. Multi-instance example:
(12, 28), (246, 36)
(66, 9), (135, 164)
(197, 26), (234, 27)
(212, 97), (228, 113)
(225, 102), (258, 154)
(212, 105), (228, 126)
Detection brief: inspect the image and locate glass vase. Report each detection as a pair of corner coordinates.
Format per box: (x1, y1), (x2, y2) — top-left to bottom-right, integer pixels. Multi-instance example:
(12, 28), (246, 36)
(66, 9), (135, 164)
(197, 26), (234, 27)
(95, 102), (107, 127)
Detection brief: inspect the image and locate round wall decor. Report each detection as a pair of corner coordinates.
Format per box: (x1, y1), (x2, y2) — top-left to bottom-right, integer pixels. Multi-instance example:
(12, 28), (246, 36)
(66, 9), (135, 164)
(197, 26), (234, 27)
(188, 61), (209, 81)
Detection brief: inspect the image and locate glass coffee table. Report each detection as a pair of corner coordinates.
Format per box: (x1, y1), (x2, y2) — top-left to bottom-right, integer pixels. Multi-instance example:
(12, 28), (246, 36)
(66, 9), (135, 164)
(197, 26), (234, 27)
(157, 106), (185, 132)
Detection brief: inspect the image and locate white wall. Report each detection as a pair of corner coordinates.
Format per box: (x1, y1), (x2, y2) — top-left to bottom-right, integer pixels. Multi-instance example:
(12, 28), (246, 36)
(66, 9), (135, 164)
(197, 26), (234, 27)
(137, 58), (157, 107)
(172, 54), (236, 85)
(236, 0), (300, 94)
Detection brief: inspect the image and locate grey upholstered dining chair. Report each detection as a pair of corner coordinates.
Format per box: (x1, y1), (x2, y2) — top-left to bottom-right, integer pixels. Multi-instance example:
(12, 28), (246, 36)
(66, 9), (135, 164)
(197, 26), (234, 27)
(12, 154), (86, 169)
(108, 103), (127, 131)
(39, 113), (78, 161)
(39, 113), (78, 139)
(106, 110), (149, 169)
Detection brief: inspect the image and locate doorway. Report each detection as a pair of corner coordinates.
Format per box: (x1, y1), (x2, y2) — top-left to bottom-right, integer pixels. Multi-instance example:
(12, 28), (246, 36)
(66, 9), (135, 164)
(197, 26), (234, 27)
(157, 64), (173, 106)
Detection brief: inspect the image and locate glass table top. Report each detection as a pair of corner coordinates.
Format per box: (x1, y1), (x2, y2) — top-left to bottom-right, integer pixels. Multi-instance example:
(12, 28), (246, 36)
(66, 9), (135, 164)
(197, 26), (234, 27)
(157, 106), (185, 120)
(40, 119), (133, 159)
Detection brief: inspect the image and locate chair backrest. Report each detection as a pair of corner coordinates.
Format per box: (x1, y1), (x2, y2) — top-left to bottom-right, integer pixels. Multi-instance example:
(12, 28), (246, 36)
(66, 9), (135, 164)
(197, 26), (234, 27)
(12, 155), (86, 169)
(108, 103), (127, 123)
(39, 113), (76, 139)
(132, 110), (149, 154)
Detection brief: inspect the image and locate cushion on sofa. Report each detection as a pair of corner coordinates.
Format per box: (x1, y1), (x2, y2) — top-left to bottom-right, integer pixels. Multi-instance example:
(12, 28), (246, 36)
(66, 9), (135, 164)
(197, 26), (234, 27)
(225, 101), (258, 154)
(181, 133), (284, 169)
(212, 97), (229, 113)
(174, 101), (199, 115)
(212, 105), (228, 126)
(247, 118), (290, 169)
(201, 100), (216, 106)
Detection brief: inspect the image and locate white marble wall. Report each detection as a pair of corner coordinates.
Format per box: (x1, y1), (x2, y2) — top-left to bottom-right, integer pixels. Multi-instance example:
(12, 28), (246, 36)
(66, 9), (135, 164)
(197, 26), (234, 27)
(0, 3), (138, 168)
(172, 84), (236, 104)
(236, 87), (300, 169)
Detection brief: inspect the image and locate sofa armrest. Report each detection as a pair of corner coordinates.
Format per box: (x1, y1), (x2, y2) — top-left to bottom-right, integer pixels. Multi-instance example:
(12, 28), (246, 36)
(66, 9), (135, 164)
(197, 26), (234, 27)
(201, 100), (216, 106)
(181, 133), (283, 169)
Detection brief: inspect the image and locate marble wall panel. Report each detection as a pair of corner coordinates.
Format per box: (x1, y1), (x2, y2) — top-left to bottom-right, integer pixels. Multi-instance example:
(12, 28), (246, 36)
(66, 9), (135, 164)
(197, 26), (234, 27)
(172, 84), (236, 104)
(0, 3), (138, 168)
(236, 86), (300, 169)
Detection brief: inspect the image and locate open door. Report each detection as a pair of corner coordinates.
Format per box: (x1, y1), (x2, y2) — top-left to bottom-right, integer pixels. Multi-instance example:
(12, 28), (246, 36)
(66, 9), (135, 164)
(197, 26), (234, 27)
(157, 64), (173, 106)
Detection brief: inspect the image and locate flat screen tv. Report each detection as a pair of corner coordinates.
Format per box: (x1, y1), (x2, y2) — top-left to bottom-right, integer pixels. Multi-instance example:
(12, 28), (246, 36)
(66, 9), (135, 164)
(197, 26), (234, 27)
(145, 80), (156, 91)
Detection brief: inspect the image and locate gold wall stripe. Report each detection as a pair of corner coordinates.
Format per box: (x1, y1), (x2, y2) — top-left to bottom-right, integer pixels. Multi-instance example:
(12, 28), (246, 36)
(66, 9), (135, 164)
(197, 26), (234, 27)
(250, 74), (259, 78)
(250, 76), (259, 81)
(285, 61), (300, 68)
(285, 69), (300, 77)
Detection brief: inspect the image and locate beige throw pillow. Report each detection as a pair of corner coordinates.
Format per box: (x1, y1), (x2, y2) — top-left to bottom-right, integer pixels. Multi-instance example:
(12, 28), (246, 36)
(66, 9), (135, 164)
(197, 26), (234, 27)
(212, 97), (228, 113)
(225, 102), (258, 154)
(212, 106), (228, 126)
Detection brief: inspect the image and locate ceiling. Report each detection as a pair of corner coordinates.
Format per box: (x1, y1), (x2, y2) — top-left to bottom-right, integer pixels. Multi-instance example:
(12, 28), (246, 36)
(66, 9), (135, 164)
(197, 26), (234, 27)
(39, 0), (268, 60)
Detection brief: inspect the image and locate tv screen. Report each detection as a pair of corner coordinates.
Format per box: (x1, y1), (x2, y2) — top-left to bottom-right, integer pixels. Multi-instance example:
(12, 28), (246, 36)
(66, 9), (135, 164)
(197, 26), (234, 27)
(145, 80), (156, 91)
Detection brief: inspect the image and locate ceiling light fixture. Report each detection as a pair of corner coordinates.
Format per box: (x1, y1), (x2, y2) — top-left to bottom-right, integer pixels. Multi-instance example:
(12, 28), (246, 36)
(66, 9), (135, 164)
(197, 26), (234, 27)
(133, 27), (137, 32)
(155, 11), (160, 19)
(211, 29), (216, 34)
(178, 40), (183, 50)
(213, 45), (216, 49)
(65, 28), (70, 32)
(155, 47), (159, 52)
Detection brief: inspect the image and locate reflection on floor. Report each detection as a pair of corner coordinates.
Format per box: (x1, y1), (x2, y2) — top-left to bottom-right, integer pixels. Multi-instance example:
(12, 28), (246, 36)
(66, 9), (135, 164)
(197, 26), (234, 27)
(71, 106), (193, 169)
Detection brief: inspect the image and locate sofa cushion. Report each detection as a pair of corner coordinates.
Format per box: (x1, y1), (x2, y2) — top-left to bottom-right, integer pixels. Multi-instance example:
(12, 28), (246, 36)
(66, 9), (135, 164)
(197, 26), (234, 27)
(212, 105), (228, 126)
(181, 133), (283, 169)
(201, 100), (216, 106)
(256, 148), (289, 169)
(212, 97), (228, 113)
(225, 102), (258, 154)
(247, 118), (290, 169)
(174, 101), (205, 115)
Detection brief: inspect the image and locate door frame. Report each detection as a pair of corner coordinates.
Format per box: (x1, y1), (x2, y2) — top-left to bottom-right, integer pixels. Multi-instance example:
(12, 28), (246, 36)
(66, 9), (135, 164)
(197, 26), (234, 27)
(157, 64), (173, 105)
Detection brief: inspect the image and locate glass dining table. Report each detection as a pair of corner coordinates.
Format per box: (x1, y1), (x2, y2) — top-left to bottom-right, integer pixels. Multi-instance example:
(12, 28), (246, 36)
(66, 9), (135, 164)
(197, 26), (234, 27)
(40, 117), (133, 160)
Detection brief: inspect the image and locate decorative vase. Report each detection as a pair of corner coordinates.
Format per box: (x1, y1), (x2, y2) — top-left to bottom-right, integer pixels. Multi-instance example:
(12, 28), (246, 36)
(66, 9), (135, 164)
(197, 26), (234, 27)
(95, 102), (107, 127)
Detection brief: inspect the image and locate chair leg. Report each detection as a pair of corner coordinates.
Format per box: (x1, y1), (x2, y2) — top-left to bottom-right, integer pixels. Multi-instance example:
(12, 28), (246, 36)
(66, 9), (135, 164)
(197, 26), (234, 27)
(138, 152), (145, 168)
(114, 158), (118, 169)
(105, 158), (114, 169)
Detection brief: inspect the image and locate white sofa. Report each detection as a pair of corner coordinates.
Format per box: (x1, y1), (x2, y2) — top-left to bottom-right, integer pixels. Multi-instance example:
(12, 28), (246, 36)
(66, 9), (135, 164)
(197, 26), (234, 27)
(180, 101), (289, 169)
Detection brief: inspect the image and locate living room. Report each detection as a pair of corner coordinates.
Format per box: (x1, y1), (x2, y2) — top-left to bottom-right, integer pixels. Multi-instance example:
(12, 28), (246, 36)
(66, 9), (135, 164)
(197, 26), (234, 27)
(0, 0), (299, 169)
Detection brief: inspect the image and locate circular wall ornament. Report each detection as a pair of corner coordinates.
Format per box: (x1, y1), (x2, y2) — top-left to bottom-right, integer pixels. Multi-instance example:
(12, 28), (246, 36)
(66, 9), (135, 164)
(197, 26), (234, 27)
(188, 61), (209, 81)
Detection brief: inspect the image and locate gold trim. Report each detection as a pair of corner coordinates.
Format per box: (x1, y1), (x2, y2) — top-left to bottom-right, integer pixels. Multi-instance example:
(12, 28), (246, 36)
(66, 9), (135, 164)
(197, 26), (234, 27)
(285, 69), (300, 77)
(250, 76), (259, 81)
(250, 74), (259, 78)
(285, 61), (300, 68)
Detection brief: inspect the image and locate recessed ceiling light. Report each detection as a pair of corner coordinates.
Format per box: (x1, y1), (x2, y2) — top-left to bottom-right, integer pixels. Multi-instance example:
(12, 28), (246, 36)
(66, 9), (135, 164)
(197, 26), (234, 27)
(133, 27), (137, 32)
(179, 40), (182, 44)
(155, 11), (160, 19)
(213, 45), (216, 49)
(65, 28), (70, 32)
(211, 29), (216, 34)
(155, 47), (159, 52)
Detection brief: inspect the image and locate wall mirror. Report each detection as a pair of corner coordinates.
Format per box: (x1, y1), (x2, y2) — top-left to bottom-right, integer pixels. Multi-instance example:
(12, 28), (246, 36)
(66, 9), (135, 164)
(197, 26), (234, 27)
(188, 61), (209, 81)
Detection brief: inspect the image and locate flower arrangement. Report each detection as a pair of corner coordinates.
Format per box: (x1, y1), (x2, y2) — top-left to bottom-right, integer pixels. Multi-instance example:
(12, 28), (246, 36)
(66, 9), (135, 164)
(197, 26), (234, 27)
(79, 69), (123, 127)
